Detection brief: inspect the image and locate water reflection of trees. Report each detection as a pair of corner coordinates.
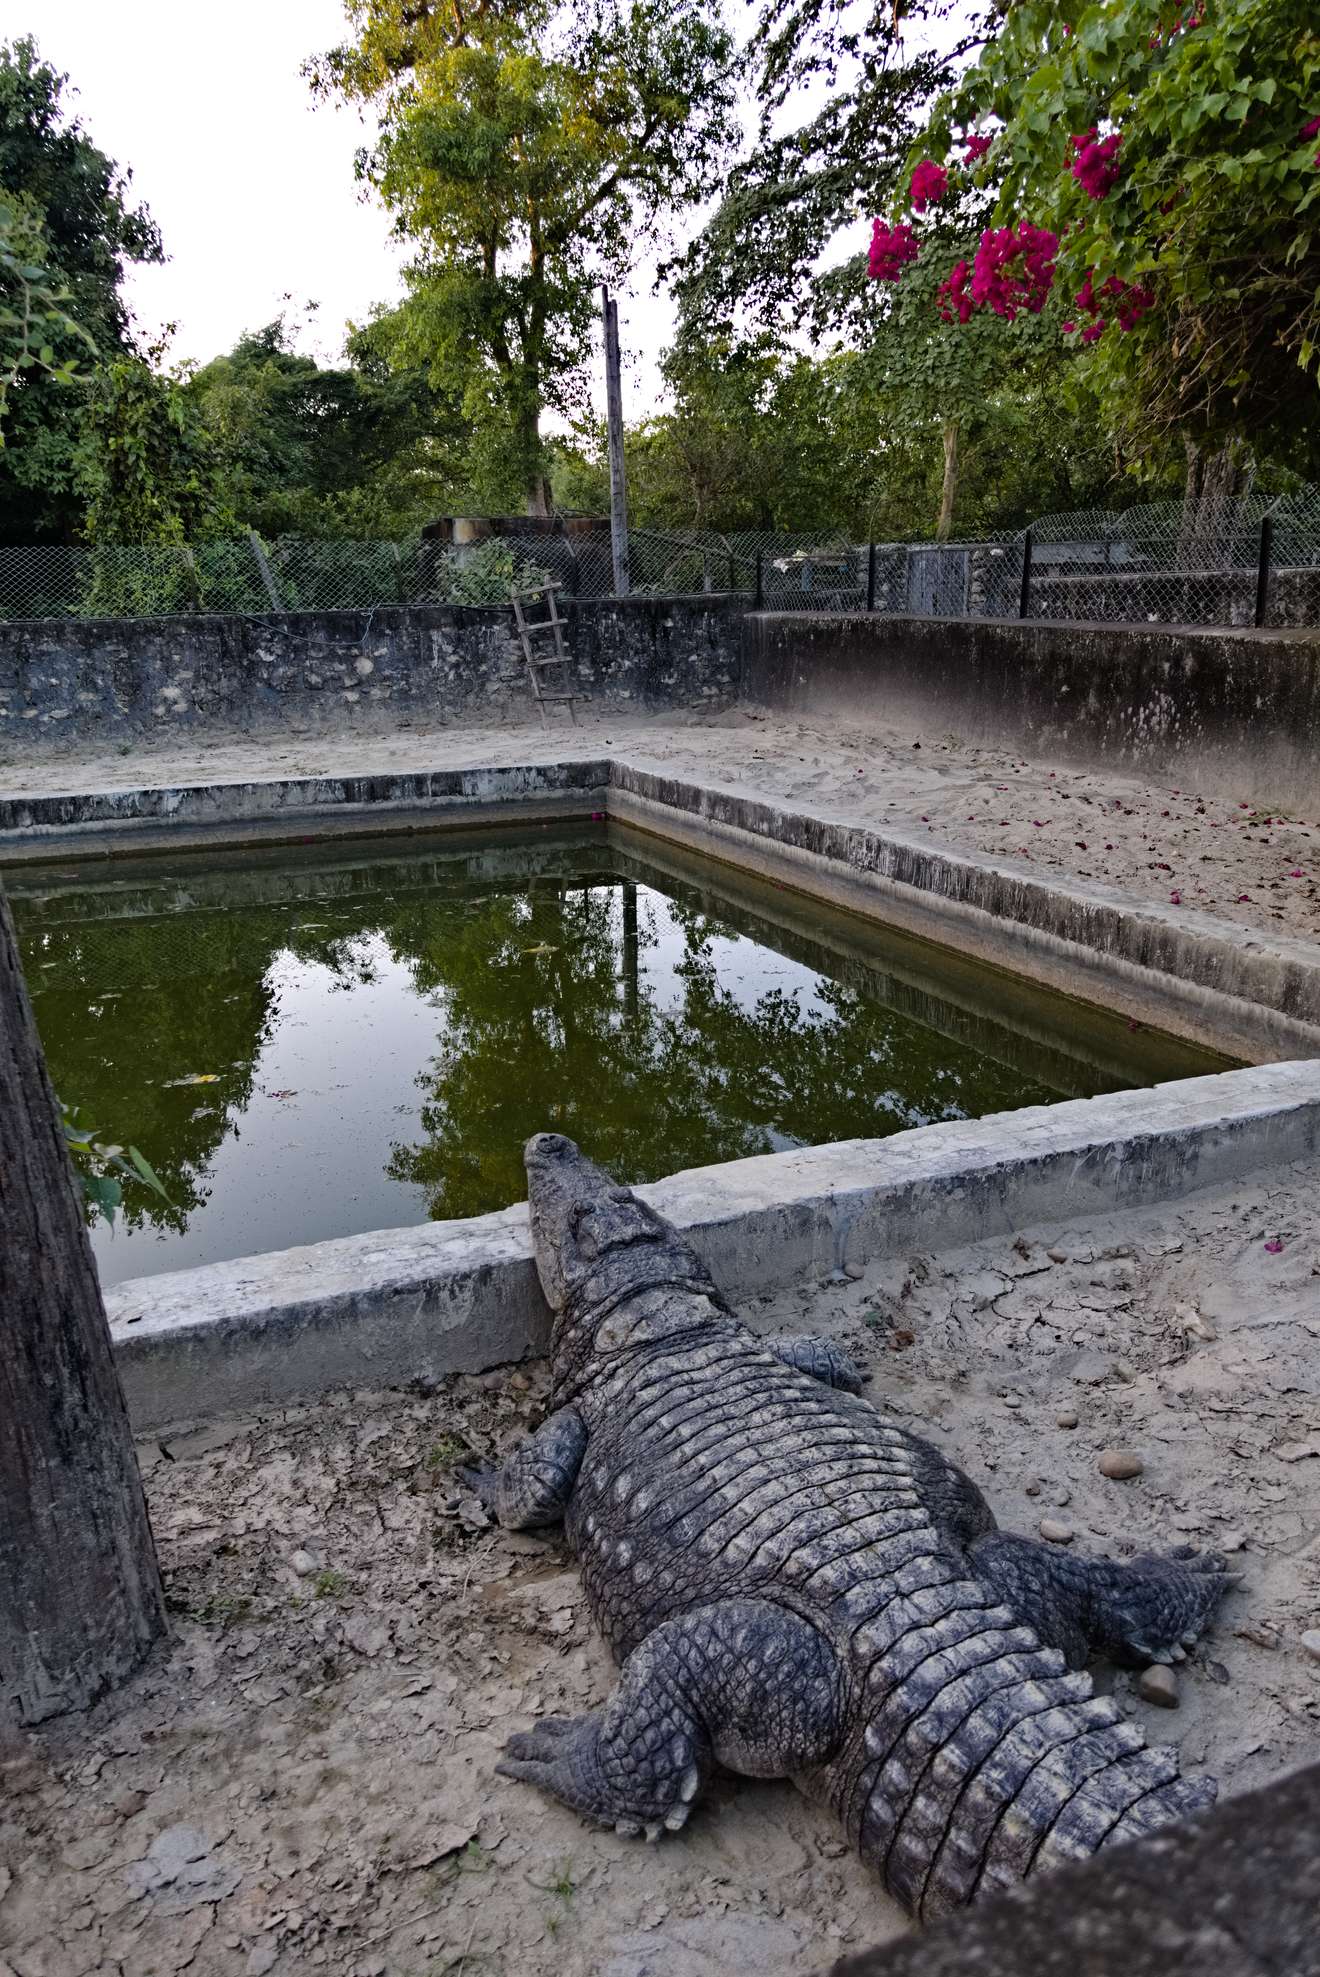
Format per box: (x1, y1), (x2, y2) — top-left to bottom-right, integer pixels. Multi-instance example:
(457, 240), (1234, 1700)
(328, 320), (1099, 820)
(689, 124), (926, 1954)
(14, 903), (379, 1232)
(15, 859), (1062, 1240)
(384, 880), (1060, 1220)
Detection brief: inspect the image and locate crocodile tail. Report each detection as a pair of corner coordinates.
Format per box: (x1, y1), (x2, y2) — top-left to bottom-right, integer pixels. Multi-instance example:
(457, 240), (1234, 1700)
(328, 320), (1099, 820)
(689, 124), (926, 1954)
(844, 1585), (1216, 1919)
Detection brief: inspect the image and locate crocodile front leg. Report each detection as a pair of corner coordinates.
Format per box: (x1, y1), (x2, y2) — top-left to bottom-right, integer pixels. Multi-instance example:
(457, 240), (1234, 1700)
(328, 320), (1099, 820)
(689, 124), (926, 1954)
(970, 1531), (1236, 1668)
(458, 1407), (587, 1530)
(497, 1599), (844, 1836)
(763, 1333), (865, 1392)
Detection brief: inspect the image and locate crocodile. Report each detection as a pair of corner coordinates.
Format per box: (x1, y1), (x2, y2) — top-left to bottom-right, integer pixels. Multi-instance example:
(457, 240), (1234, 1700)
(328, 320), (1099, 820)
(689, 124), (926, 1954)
(465, 1134), (1233, 1920)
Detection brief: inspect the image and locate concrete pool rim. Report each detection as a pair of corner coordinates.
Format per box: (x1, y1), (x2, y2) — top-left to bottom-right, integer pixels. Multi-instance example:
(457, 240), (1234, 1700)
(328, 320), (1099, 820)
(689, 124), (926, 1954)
(4, 752), (1320, 1060)
(105, 1060), (1320, 1430)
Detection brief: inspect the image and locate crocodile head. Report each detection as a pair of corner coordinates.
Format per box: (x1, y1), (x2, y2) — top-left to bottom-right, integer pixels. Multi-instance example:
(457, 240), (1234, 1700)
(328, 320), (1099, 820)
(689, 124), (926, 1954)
(524, 1133), (728, 1396)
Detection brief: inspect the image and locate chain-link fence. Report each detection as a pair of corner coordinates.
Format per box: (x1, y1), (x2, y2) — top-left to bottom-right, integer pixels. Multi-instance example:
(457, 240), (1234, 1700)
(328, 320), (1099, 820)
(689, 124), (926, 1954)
(3, 486), (1318, 628)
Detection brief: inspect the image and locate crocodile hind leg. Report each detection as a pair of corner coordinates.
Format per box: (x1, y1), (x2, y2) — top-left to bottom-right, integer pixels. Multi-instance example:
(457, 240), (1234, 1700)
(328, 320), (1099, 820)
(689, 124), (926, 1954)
(763, 1333), (866, 1392)
(970, 1531), (1236, 1669)
(457, 1406), (587, 1530)
(497, 1599), (844, 1836)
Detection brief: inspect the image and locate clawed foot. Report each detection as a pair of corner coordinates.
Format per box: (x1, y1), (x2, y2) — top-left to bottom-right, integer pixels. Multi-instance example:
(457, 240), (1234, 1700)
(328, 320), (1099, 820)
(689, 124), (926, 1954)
(497, 1714), (700, 1839)
(455, 1462), (500, 1511)
(1114, 1547), (1242, 1667)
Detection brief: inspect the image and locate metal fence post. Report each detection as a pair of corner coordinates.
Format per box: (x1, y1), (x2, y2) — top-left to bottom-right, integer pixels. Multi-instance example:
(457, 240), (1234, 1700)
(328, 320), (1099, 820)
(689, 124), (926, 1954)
(1254, 514), (1273, 628)
(866, 542), (877, 613)
(1018, 528), (1034, 620)
(754, 548), (764, 608)
(247, 530), (282, 610)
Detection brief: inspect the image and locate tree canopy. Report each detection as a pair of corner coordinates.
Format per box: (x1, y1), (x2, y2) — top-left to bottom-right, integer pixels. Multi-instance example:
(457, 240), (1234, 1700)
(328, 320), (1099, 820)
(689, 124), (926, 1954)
(308, 0), (740, 514)
(0, 37), (161, 541)
(901, 0), (1320, 487)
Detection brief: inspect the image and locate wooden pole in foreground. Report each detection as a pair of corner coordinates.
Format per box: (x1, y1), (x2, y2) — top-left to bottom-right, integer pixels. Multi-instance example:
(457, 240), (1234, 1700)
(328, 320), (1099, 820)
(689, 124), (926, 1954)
(0, 891), (166, 1727)
(601, 286), (630, 597)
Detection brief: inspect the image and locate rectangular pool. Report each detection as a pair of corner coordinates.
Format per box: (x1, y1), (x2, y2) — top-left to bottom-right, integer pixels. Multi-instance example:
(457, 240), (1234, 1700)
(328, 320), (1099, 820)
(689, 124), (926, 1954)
(9, 822), (1233, 1286)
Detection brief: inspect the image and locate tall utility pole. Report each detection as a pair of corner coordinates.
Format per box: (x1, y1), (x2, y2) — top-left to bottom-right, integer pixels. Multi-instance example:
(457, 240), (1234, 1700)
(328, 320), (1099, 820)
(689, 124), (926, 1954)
(0, 892), (166, 1725)
(601, 285), (630, 597)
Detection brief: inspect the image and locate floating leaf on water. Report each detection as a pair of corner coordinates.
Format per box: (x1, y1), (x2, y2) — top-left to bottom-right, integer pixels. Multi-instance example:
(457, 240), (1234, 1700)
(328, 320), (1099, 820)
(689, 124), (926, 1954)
(164, 1073), (222, 1086)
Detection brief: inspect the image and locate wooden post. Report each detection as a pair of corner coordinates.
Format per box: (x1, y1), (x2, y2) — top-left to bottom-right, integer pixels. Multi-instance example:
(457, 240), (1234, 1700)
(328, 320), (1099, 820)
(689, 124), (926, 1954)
(866, 542), (877, 613)
(600, 287), (630, 597)
(0, 892), (166, 1725)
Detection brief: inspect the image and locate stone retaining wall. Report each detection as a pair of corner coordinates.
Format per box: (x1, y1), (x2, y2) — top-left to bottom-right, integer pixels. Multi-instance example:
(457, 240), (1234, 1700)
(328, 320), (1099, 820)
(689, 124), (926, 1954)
(0, 594), (743, 749)
(743, 613), (1320, 813)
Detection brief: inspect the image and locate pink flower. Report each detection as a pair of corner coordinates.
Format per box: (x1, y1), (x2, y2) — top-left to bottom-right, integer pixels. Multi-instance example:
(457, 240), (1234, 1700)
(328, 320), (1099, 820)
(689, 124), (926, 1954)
(968, 222), (1058, 319)
(910, 160), (950, 213)
(962, 132), (993, 166)
(1071, 268), (1153, 335)
(1070, 129), (1122, 200)
(936, 258), (975, 324)
(1289, 867), (1305, 877)
(1303, 115), (1320, 165)
(1169, 890), (1181, 904)
(1263, 1237), (1284, 1253)
(868, 219), (920, 281)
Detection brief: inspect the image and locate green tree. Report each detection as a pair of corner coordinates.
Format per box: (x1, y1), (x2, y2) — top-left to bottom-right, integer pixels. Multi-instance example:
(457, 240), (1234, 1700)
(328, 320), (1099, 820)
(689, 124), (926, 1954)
(76, 343), (234, 545)
(674, 0), (991, 346)
(0, 37), (162, 541)
(308, 0), (739, 515)
(0, 189), (94, 429)
(188, 314), (470, 537)
(911, 0), (1320, 498)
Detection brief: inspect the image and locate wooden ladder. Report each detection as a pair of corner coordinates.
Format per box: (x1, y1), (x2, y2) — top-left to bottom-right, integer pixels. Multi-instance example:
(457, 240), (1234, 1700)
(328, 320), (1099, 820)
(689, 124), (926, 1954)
(510, 581), (583, 727)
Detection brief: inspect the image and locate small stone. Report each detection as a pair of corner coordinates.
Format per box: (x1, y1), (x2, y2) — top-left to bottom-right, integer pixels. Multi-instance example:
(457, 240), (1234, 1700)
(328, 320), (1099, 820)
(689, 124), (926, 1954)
(1004, 1396), (1021, 1410)
(1219, 1531), (1247, 1553)
(111, 1789), (148, 1820)
(1047, 1249), (1068, 1264)
(1056, 1409), (1079, 1429)
(289, 1549), (320, 1577)
(1301, 1630), (1320, 1664)
(1098, 1449), (1144, 1480)
(1053, 1488), (1071, 1508)
(1039, 1519), (1074, 1544)
(1136, 1664), (1179, 1708)
(1024, 1480), (1041, 1497)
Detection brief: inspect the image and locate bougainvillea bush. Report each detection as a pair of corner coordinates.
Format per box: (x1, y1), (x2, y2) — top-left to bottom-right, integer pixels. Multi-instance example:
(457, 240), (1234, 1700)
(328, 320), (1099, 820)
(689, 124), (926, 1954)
(875, 0), (1320, 480)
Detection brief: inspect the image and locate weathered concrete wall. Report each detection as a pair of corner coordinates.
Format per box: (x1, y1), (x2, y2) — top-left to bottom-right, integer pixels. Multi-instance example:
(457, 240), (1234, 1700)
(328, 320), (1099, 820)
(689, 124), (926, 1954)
(108, 1061), (1320, 1429)
(0, 594), (742, 749)
(743, 613), (1320, 811)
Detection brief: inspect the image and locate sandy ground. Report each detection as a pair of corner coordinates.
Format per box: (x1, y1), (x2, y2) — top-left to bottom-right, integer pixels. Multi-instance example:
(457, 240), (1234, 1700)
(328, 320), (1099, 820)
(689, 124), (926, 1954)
(5, 705), (1319, 949)
(4, 1160), (1318, 1977)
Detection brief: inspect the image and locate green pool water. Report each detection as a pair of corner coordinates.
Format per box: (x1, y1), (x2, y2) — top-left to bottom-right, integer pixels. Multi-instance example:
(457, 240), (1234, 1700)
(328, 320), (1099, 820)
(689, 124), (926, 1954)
(8, 822), (1232, 1287)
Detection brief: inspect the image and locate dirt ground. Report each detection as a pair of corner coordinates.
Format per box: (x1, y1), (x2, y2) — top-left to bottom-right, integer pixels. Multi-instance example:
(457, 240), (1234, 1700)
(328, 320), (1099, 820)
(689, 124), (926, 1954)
(4, 1159), (1318, 1977)
(6, 703), (1320, 948)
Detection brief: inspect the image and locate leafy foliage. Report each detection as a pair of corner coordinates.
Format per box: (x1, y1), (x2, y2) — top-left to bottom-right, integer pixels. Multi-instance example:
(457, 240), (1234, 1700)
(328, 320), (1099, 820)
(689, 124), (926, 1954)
(58, 1098), (169, 1227)
(187, 315), (469, 537)
(309, 0), (739, 512)
(914, 0), (1320, 474)
(0, 38), (161, 541)
(76, 344), (235, 548)
(0, 192), (95, 430)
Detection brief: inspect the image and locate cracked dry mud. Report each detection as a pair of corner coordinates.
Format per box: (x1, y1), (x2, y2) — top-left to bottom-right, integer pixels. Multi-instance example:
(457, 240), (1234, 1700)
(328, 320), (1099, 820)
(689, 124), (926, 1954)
(3, 1159), (1319, 1977)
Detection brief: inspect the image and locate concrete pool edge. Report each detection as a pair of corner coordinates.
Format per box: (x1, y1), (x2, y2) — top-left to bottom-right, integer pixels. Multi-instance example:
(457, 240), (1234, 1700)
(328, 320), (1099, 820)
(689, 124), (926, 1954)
(4, 752), (1320, 1058)
(109, 1060), (1320, 1430)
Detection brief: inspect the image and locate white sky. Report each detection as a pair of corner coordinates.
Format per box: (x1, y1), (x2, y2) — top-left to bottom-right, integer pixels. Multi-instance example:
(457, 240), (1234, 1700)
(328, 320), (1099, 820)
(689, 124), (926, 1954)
(1, 0), (744, 420)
